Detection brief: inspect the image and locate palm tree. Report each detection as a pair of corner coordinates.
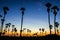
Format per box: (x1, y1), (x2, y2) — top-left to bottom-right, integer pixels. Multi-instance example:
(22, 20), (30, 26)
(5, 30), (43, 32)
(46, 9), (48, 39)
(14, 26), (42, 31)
(14, 28), (17, 36)
(57, 29), (59, 35)
(12, 25), (15, 29)
(12, 25), (15, 36)
(33, 32), (38, 37)
(8, 23), (11, 36)
(5, 23), (9, 35)
(42, 28), (44, 36)
(4, 24), (8, 35)
(51, 6), (59, 34)
(45, 3), (52, 35)
(39, 28), (41, 35)
(39, 28), (41, 31)
(5, 24), (8, 32)
(3, 29), (6, 35)
(45, 31), (47, 36)
(55, 22), (59, 34)
(23, 28), (26, 31)
(27, 29), (31, 36)
(5, 23), (11, 36)
(20, 7), (25, 37)
(1, 6), (9, 33)
(8, 23), (11, 27)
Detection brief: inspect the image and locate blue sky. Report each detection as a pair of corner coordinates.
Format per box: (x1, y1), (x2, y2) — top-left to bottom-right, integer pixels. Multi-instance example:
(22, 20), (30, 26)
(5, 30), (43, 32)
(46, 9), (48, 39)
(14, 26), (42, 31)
(0, 0), (60, 33)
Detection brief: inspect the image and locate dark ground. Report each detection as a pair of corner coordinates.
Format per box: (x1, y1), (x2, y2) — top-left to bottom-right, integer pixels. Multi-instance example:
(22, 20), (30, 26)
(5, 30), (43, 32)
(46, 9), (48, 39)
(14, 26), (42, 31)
(0, 34), (60, 40)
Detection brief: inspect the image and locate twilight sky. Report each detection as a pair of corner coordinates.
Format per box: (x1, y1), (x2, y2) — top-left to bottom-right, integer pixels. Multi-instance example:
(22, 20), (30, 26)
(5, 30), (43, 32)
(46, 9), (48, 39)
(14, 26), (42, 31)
(0, 0), (60, 33)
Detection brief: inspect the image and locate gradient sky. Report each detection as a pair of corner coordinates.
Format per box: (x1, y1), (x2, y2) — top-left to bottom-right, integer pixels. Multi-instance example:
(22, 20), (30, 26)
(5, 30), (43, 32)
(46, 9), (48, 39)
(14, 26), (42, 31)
(0, 0), (60, 33)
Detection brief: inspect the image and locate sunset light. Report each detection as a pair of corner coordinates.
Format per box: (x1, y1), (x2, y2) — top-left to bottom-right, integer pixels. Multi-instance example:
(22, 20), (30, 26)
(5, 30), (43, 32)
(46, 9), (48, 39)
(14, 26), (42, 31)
(0, 0), (60, 40)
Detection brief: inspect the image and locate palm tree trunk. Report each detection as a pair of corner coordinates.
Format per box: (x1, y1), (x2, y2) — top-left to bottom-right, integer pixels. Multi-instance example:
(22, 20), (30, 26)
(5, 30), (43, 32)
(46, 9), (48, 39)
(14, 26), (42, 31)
(48, 11), (51, 35)
(54, 15), (56, 34)
(20, 13), (24, 37)
(1, 14), (5, 33)
(1, 19), (4, 33)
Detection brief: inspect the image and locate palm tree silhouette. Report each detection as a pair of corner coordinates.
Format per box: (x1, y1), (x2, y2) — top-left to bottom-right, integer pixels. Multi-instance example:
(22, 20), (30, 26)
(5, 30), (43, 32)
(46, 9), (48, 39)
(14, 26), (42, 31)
(5, 24), (8, 32)
(8, 23), (11, 27)
(39, 28), (41, 35)
(55, 22), (59, 34)
(5, 23), (9, 35)
(20, 7), (25, 37)
(1, 6), (9, 33)
(45, 3), (52, 35)
(27, 29), (31, 36)
(39, 28), (41, 31)
(8, 23), (11, 36)
(12, 25), (15, 36)
(14, 28), (17, 36)
(49, 25), (53, 34)
(33, 32), (38, 37)
(4, 24), (8, 35)
(23, 28), (26, 31)
(3, 29), (6, 35)
(45, 31), (47, 36)
(5, 23), (11, 36)
(51, 6), (59, 34)
(57, 29), (59, 35)
(42, 28), (44, 36)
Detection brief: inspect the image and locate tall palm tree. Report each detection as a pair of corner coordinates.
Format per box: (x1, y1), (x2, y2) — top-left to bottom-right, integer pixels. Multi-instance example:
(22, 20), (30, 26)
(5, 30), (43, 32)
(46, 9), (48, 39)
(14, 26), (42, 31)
(45, 3), (52, 35)
(51, 6), (59, 34)
(1, 6), (9, 33)
(20, 7), (25, 37)
(55, 22), (59, 34)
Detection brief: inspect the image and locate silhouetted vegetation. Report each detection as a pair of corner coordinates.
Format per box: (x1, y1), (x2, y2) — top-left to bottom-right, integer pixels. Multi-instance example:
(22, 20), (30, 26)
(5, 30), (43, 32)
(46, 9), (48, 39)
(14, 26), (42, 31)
(51, 6), (59, 34)
(0, 2), (60, 40)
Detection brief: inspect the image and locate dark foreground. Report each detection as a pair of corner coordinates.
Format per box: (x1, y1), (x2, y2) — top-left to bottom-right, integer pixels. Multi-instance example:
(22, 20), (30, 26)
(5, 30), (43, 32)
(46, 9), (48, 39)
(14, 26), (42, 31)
(0, 34), (60, 40)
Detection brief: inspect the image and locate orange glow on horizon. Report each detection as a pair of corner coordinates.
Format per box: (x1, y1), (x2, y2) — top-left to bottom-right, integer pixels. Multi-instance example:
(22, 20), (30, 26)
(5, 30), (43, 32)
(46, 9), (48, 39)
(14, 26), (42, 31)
(1, 30), (60, 37)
